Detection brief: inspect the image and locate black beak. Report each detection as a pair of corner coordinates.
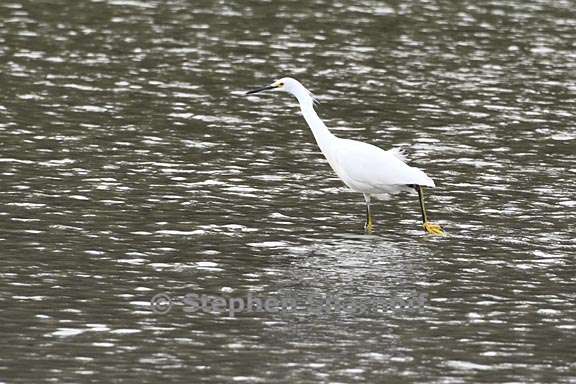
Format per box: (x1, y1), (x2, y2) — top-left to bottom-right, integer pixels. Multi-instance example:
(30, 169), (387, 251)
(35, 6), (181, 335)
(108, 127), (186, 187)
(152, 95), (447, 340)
(245, 84), (276, 95)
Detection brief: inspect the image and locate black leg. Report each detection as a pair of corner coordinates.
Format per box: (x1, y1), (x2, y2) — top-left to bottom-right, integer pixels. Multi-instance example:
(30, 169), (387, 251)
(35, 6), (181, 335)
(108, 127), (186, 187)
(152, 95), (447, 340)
(413, 185), (445, 235)
(415, 185), (428, 224)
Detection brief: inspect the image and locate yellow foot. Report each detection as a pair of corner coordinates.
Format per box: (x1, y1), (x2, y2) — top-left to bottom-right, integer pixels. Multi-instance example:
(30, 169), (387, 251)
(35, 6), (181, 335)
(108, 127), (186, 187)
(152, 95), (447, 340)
(423, 222), (446, 236)
(364, 222), (374, 233)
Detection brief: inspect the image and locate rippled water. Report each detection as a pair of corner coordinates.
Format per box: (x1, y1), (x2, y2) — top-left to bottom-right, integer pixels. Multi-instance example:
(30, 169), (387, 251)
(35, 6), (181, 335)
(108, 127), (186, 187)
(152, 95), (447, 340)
(1, 0), (575, 383)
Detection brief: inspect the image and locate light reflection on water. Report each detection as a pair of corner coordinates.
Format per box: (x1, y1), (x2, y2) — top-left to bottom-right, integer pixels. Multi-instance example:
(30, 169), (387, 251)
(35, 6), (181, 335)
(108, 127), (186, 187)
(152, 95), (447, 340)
(1, 0), (575, 382)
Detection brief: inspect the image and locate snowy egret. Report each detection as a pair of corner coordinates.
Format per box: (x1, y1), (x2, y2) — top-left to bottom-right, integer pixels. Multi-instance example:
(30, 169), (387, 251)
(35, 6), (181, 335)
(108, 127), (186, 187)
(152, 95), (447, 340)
(246, 77), (445, 236)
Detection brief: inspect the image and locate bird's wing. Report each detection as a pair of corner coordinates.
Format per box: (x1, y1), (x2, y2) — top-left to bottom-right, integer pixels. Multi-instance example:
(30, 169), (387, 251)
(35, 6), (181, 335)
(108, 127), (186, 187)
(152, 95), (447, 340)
(331, 139), (435, 188)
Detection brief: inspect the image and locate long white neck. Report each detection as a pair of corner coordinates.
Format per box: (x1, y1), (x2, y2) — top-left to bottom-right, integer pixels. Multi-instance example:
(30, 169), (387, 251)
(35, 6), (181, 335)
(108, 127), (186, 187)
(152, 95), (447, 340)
(292, 88), (336, 154)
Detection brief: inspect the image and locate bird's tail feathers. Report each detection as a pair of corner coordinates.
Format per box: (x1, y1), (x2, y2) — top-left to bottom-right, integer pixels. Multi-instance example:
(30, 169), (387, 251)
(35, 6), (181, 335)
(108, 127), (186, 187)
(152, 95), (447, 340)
(417, 171), (436, 188)
(407, 167), (436, 188)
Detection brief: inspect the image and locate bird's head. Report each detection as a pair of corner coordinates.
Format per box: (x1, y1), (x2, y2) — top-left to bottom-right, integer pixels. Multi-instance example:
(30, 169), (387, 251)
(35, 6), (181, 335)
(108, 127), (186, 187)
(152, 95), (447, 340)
(246, 77), (319, 105)
(245, 77), (300, 95)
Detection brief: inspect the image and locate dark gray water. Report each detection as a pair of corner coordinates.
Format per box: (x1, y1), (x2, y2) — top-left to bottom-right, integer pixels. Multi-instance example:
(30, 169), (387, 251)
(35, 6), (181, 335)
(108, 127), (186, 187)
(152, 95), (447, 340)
(1, 0), (575, 383)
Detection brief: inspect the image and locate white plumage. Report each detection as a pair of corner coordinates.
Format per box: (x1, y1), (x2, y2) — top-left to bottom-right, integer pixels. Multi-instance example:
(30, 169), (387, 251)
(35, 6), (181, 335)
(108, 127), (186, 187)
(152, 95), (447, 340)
(246, 77), (445, 235)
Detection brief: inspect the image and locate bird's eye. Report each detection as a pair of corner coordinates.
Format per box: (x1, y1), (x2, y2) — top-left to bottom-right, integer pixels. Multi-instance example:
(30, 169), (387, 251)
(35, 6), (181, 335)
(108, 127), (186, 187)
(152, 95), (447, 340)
(278, 82), (284, 87)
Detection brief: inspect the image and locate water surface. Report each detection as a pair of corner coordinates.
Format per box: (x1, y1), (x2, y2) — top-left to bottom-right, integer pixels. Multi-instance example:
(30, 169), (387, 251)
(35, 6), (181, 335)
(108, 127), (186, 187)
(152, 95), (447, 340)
(0, 0), (575, 383)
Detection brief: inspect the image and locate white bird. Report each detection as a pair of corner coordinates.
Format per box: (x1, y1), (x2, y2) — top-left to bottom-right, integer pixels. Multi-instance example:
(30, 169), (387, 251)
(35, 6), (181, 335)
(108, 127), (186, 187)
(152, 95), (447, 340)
(246, 77), (445, 235)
